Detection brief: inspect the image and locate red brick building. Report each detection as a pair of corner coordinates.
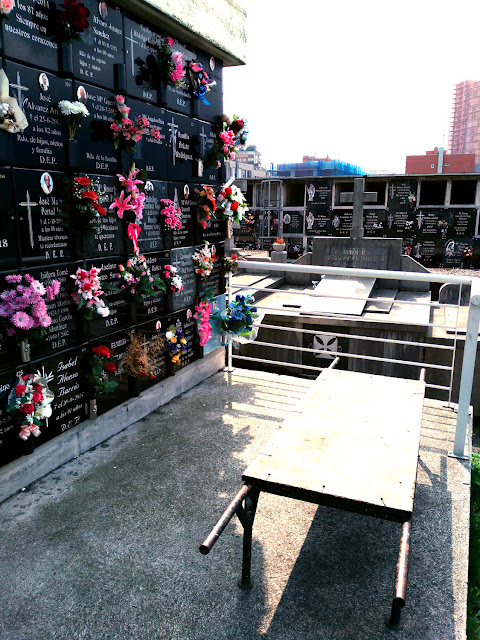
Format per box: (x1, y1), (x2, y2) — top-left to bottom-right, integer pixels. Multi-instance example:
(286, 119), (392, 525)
(405, 148), (475, 174)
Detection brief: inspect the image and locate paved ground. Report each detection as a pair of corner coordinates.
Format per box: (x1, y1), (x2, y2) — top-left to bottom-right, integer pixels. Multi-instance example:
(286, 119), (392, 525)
(0, 368), (470, 640)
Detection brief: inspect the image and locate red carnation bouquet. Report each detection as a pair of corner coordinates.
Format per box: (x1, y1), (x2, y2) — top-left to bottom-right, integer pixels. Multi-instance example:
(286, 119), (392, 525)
(7, 374), (54, 441)
(462, 245), (474, 259)
(86, 345), (119, 398)
(59, 174), (107, 232)
(56, 0), (90, 43)
(214, 184), (248, 224)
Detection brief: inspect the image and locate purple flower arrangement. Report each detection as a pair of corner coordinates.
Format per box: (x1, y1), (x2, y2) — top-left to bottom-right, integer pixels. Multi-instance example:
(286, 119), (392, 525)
(0, 274), (61, 342)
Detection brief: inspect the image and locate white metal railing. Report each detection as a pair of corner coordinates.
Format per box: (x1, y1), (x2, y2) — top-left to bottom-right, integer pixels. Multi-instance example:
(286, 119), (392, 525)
(225, 261), (480, 459)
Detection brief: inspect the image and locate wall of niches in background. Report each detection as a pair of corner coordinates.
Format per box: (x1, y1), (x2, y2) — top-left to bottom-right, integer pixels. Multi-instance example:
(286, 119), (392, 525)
(239, 178), (480, 267)
(0, 0), (227, 469)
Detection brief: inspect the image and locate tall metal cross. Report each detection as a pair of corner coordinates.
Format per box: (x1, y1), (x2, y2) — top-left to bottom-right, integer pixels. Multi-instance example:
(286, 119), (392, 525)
(125, 29), (139, 76)
(19, 190), (38, 249)
(339, 177), (377, 239)
(416, 210), (424, 229)
(168, 118), (178, 165)
(9, 71), (29, 107)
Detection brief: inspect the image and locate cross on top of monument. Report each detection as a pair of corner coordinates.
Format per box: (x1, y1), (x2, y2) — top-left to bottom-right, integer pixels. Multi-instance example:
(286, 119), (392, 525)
(339, 178), (377, 239)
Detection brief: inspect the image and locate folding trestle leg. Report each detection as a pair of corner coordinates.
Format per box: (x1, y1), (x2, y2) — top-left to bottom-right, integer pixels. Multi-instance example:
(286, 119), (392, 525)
(234, 487), (260, 589)
(388, 519), (411, 630)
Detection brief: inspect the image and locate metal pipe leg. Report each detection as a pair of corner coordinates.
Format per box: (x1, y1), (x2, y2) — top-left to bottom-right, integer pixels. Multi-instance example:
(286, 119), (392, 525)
(388, 520), (411, 630)
(236, 489), (259, 589)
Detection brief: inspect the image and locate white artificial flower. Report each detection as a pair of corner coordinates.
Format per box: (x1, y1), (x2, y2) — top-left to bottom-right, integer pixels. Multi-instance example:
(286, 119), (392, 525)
(97, 306), (110, 317)
(166, 331), (173, 340)
(0, 102), (9, 116)
(35, 404), (52, 419)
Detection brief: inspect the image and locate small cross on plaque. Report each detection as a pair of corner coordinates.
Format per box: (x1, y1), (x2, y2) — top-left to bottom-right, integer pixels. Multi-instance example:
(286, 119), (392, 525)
(339, 178), (377, 239)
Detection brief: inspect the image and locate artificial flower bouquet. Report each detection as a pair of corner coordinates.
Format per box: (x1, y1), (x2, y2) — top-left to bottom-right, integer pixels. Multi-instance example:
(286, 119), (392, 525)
(219, 294), (258, 342)
(110, 96), (161, 154)
(56, 0), (90, 42)
(196, 185), (216, 229)
(0, 273), (61, 343)
(86, 345), (118, 397)
(204, 114), (248, 167)
(193, 296), (213, 347)
(463, 245), (474, 259)
(111, 165), (147, 224)
(0, 69), (28, 133)
(59, 174), (107, 232)
(192, 242), (216, 279)
(7, 374), (54, 441)
(70, 266), (110, 320)
(162, 264), (183, 292)
(159, 199), (182, 230)
(215, 185), (248, 224)
(120, 332), (166, 379)
(114, 252), (166, 302)
(58, 100), (89, 139)
(138, 35), (186, 90)
(166, 324), (187, 364)
(0, 0), (14, 17)
(222, 254), (239, 274)
(188, 61), (216, 104)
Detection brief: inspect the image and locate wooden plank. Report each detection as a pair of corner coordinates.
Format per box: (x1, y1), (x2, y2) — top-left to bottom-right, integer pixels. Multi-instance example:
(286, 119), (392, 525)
(242, 369), (425, 522)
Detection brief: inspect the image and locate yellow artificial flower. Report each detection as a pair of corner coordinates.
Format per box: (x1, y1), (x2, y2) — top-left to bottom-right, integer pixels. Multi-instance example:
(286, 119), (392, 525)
(180, 338), (186, 344)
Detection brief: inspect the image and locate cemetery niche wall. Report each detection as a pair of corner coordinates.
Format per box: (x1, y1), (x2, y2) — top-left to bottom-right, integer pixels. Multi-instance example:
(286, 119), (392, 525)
(0, 0), (231, 470)
(240, 176), (480, 269)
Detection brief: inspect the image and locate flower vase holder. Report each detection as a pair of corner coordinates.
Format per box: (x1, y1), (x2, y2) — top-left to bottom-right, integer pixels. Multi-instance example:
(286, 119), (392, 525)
(128, 376), (141, 397)
(114, 63), (126, 93)
(192, 97), (200, 118)
(67, 139), (80, 169)
(88, 398), (98, 420)
(127, 302), (137, 326)
(78, 315), (91, 342)
(72, 230), (84, 259)
(272, 244), (285, 252)
(0, 133), (12, 164)
(159, 83), (168, 107)
(20, 339), (31, 363)
(60, 42), (74, 75)
(168, 358), (177, 376)
(20, 435), (35, 456)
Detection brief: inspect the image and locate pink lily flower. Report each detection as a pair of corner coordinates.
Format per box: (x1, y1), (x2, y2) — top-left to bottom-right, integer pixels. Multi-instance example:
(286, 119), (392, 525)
(109, 191), (135, 219)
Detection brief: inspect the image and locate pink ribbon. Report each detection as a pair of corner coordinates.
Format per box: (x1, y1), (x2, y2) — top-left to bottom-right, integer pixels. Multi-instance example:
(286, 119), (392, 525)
(127, 223), (142, 252)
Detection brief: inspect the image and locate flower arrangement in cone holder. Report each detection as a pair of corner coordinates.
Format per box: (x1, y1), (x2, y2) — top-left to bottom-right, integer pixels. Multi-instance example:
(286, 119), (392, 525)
(194, 297), (213, 347)
(219, 294), (258, 341)
(215, 184), (248, 224)
(121, 332), (166, 379)
(110, 96), (161, 154)
(159, 199), (182, 230)
(192, 242), (216, 279)
(86, 345), (118, 397)
(204, 114), (248, 167)
(70, 266), (110, 320)
(56, 0), (90, 42)
(166, 324), (187, 364)
(0, 274), (60, 342)
(115, 252), (166, 302)
(162, 264), (183, 292)
(188, 61), (216, 104)
(196, 185), (216, 229)
(137, 35), (186, 90)
(59, 174), (107, 232)
(57, 100), (89, 139)
(463, 245), (474, 259)
(7, 374), (54, 441)
(111, 165), (147, 224)
(222, 254), (239, 274)
(0, 0), (14, 17)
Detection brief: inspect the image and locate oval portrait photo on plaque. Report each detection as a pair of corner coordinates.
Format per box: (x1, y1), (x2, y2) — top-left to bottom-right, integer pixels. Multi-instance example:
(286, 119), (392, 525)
(77, 85), (87, 104)
(40, 172), (53, 195)
(38, 72), (49, 92)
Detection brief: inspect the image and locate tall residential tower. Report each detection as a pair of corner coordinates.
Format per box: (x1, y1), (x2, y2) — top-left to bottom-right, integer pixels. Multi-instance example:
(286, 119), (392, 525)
(449, 81), (480, 168)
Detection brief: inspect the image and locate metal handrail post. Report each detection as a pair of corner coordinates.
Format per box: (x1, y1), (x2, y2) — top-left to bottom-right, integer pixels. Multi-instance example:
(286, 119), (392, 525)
(226, 271), (233, 372)
(451, 278), (480, 458)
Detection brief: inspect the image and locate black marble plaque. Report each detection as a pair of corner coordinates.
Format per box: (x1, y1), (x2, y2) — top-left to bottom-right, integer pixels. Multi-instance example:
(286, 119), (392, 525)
(169, 181), (197, 248)
(305, 180), (332, 207)
(408, 237), (442, 267)
(413, 209), (449, 237)
(447, 208), (477, 238)
(26, 262), (78, 359)
(170, 245), (197, 311)
(123, 15), (158, 103)
(287, 238), (304, 259)
(387, 179), (418, 210)
(136, 179), (168, 253)
(197, 120), (220, 183)
(0, 169), (20, 269)
(282, 210), (304, 235)
(364, 209), (386, 237)
(305, 205), (330, 236)
(442, 238), (474, 268)
(28, 345), (88, 440)
(269, 210), (279, 237)
(166, 307), (198, 370)
(384, 209), (416, 238)
(197, 207), (226, 244)
(13, 168), (71, 265)
(90, 328), (131, 416)
(136, 250), (169, 324)
(198, 241), (225, 298)
(120, 98), (168, 179)
(330, 209), (352, 236)
(165, 110), (197, 182)
(87, 257), (130, 338)
(3, 60), (69, 168)
(164, 38), (195, 116)
(82, 174), (123, 258)
(72, 0), (123, 90)
(0, 366), (32, 468)
(73, 82), (118, 173)
(1, 0), (59, 72)
(194, 51), (223, 123)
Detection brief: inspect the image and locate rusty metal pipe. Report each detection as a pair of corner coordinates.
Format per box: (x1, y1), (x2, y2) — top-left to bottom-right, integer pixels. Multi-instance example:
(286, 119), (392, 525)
(199, 485), (251, 555)
(389, 520), (411, 628)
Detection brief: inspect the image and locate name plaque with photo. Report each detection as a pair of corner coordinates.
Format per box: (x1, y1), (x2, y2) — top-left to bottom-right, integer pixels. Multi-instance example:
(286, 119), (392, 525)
(1, 0), (59, 72)
(169, 182), (197, 248)
(282, 210), (304, 236)
(72, 0), (124, 91)
(170, 246), (197, 311)
(167, 307), (198, 370)
(13, 168), (71, 265)
(136, 250), (170, 324)
(194, 52), (223, 124)
(136, 180), (168, 254)
(3, 61), (69, 169)
(198, 242), (225, 298)
(0, 169), (19, 269)
(88, 257), (130, 338)
(82, 174), (123, 258)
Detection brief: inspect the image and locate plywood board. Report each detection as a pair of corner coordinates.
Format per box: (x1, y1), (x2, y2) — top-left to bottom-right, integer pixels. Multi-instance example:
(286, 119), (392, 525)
(300, 276), (376, 316)
(364, 288), (398, 313)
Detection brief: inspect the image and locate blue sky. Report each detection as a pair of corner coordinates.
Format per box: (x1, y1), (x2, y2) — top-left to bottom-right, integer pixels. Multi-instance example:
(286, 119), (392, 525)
(223, 0), (480, 174)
